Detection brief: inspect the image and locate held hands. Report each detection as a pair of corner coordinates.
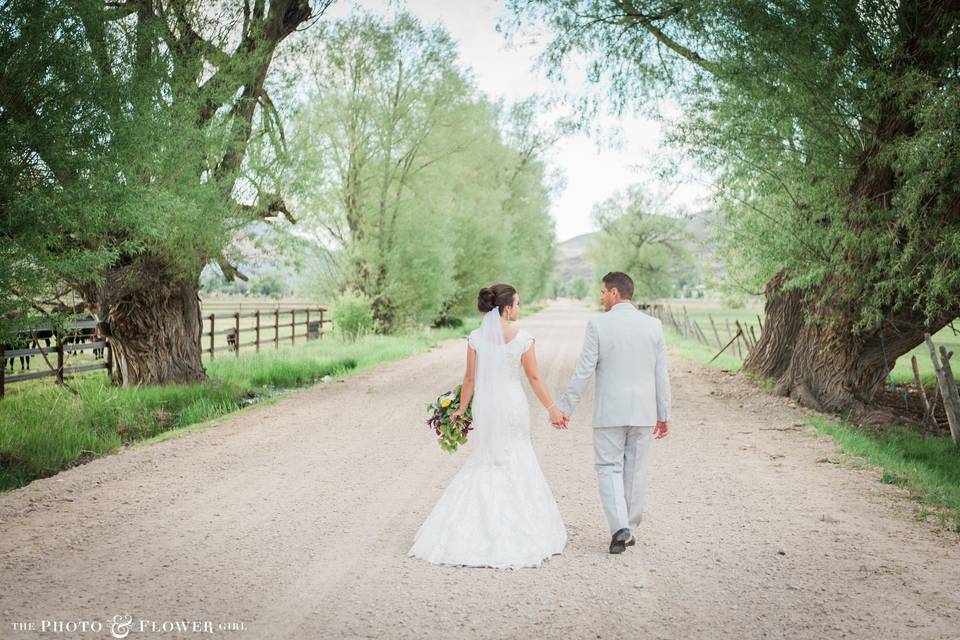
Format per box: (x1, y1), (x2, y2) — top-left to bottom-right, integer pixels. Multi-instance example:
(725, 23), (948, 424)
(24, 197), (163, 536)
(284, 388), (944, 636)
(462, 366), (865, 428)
(654, 420), (670, 440)
(548, 406), (569, 430)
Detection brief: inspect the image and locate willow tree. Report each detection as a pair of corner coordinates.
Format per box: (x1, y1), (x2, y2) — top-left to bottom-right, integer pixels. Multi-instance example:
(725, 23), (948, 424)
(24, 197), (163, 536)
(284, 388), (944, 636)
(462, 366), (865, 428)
(1, 0), (323, 385)
(508, 0), (960, 420)
(286, 11), (470, 331)
(287, 12), (556, 331)
(588, 184), (694, 299)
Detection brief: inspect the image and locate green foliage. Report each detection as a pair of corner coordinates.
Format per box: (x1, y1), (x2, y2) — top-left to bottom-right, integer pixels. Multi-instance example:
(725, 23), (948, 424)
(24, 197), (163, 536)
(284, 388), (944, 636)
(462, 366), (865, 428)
(286, 10), (556, 332)
(1, 0), (309, 335)
(569, 277), (590, 300)
(331, 290), (375, 341)
(249, 273), (289, 300)
(506, 1), (960, 332)
(587, 184), (696, 300)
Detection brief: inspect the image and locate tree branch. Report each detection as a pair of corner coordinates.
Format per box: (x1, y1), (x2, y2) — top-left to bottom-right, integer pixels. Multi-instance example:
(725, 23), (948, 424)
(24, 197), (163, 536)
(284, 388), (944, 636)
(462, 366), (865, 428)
(612, 1), (718, 74)
(103, 1), (139, 21)
(216, 254), (250, 282)
(234, 193), (295, 223)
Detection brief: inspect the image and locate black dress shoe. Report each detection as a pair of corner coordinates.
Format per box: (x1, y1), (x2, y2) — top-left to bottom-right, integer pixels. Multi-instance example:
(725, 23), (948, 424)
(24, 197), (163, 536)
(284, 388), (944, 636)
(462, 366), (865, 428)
(609, 528), (631, 554)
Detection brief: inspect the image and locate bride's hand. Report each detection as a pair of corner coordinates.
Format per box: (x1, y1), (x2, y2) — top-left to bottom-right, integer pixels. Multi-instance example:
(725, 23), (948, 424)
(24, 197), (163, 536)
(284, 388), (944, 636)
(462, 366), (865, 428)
(450, 408), (466, 421)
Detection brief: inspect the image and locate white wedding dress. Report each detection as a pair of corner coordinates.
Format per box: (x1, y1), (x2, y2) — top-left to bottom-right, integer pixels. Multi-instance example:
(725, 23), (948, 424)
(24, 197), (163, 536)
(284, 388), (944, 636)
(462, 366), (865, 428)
(408, 309), (567, 569)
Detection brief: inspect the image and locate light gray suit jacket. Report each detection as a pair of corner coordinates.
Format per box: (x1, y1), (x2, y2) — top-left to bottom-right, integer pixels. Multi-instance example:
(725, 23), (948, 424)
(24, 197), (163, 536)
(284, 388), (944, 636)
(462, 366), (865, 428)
(557, 302), (671, 428)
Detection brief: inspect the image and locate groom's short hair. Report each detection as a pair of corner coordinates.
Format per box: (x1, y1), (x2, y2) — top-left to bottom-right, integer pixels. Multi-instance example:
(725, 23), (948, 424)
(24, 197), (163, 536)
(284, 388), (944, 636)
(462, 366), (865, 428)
(602, 272), (634, 300)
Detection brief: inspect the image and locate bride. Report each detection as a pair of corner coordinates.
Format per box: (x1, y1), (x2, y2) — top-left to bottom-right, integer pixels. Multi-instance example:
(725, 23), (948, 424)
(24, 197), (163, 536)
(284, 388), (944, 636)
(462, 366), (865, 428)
(408, 283), (568, 568)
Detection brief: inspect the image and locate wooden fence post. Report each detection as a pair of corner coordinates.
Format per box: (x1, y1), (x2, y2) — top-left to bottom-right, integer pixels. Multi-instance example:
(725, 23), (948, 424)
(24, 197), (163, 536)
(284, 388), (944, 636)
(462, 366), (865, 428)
(735, 320), (751, 354)
(255, 310), (261, 353)
(291, 309), (296, 345)
(234, 311), (240, 357)
(306, 309), (311, 341)
(106, 339), (113, 379)
(668, 305), (681, 334)
(209, 314), (215, 360)
(709, 326), (744, 364)
(744, 322), (757, 351)
(726, 319), (739, 359)
(274, 308), (280, 350)
(0, 347), (5, 399)
(692, 320), (708, 345)
(911, 355), (936, 429)
(320, 308), (325, 339)
(937, 344), (960, 444)
(925, 333), (960, 444)
(55, 333), (64, 385)
(708, 315), (723, 349)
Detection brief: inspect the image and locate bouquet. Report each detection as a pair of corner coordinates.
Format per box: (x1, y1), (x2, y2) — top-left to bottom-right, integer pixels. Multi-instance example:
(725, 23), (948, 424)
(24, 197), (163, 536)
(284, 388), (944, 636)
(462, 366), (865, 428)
(425, 384), (473, 452)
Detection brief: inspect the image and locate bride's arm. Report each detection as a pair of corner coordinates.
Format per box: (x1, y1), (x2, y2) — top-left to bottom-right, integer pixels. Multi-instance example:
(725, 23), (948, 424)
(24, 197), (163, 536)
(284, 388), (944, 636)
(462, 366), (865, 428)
(521, 344), (566, 427)
(450, 345), (477, 419)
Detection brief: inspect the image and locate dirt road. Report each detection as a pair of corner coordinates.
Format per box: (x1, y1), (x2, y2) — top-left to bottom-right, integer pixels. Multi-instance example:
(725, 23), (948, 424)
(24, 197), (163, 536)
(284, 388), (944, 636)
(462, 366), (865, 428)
(1, 301), (958, 639)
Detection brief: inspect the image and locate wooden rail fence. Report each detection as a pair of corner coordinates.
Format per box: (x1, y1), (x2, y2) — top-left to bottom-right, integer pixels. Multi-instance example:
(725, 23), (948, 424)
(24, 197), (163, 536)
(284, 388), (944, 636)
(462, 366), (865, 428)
(1, 319), (109, 399)
(204, 307), (330, 358)
(0, 307), (330, 399)
(649, 304), (759, 363)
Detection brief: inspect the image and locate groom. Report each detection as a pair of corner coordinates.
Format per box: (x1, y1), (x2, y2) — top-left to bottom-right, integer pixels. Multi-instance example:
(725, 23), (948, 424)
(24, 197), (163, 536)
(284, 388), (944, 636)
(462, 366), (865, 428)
(553, 272), (671, 554)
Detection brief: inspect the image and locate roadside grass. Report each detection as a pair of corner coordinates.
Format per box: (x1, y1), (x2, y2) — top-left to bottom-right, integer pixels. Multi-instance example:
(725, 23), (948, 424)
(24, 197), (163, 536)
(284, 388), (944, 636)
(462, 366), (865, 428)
(0, 316), (487, 492)
(806, 417), (960, 532)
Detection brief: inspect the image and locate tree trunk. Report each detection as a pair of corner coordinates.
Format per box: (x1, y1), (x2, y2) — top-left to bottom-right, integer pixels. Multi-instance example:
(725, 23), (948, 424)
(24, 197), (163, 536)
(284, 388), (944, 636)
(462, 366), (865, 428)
(746, 271), (959, 423)
(77, 255), (206, 386)
(369, 265), (397, 333)
(742, 269), (805, 382)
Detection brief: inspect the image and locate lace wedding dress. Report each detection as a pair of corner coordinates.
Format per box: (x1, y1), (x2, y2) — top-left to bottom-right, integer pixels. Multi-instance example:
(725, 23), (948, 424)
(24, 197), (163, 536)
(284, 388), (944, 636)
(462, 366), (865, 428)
(408, 309), (567, 569)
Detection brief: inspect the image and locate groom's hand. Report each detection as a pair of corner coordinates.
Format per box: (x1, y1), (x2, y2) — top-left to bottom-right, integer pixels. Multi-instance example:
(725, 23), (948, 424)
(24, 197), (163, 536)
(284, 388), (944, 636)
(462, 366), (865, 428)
(654, 420), (669, 439)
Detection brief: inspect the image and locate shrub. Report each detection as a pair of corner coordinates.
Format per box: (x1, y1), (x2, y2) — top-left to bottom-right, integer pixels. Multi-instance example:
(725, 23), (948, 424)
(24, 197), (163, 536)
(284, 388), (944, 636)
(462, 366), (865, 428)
(432, 315), (464, 328)
(331, 290), (374, 341)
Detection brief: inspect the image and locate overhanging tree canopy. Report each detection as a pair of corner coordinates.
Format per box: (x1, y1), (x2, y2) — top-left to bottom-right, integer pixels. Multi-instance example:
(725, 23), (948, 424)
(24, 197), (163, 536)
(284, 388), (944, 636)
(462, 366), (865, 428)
(1, 0), (325, 384)
(507, 0), (960, 421)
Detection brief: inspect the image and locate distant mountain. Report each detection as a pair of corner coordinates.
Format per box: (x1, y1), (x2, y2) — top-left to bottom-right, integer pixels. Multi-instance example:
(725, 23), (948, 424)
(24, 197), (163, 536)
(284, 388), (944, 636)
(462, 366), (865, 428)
(553, 209), (724, 288)
(554, 232), (598, 285)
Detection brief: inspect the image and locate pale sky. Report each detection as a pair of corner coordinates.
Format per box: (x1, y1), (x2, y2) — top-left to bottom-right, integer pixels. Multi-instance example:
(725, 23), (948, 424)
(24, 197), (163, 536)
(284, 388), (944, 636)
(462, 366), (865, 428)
(326, 0), (711, 242)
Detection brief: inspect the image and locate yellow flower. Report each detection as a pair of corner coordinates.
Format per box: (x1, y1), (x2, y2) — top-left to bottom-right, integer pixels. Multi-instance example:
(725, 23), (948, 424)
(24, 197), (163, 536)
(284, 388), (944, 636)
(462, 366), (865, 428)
(441, 399), (452, 408)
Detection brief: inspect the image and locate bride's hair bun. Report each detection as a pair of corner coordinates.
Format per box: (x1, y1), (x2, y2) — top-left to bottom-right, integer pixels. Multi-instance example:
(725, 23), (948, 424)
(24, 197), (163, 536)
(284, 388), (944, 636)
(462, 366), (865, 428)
(477, 283), (517, 315)
(477, 287), (497, 312)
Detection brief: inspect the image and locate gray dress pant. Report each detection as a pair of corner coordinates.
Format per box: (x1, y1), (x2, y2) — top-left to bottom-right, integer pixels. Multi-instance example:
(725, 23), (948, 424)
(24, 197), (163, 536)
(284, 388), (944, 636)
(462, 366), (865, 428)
(593, 425), (653, 535)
